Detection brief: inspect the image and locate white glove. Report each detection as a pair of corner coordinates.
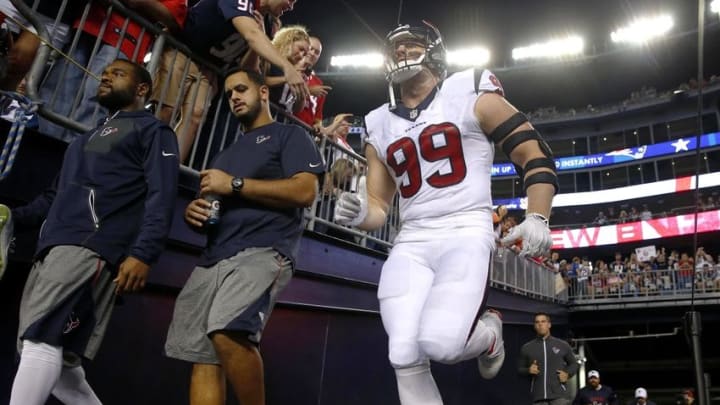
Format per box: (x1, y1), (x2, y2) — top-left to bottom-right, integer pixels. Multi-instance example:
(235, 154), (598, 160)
(333, 176), (368, 226)
(500, 213), (552, 257)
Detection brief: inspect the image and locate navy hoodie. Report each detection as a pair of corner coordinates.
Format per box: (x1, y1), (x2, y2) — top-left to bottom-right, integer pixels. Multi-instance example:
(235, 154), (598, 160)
(13, 110), (179, 267)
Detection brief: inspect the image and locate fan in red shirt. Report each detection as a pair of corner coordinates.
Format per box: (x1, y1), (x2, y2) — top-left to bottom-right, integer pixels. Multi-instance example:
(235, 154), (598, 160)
(295, 36), (330, 130)
(77, 0), (187, 62)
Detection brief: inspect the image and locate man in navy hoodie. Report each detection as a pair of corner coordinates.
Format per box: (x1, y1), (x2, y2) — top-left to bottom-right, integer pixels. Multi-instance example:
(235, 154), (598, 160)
(7, 59), (179, 405)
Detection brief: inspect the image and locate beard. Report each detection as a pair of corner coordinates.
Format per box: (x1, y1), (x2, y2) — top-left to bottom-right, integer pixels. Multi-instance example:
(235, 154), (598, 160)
(235, 100), (262, 128)
(97, 86), (136, 111)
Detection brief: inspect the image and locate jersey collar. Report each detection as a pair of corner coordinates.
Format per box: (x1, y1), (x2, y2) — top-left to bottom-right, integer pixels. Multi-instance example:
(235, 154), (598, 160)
(391, 86), (439, 121)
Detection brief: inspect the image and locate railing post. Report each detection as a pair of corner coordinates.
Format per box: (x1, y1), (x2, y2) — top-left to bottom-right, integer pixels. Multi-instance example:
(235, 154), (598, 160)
(145, 34), (166, 86)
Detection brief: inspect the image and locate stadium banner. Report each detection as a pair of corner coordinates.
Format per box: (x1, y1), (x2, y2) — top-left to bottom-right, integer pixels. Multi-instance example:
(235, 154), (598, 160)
(493, 172), (720, 209)
(491, 132), (720, 177)
(551, 209), (720, 249)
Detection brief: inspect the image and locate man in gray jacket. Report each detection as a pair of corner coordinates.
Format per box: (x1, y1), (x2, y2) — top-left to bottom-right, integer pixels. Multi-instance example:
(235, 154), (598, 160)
(519, 312), (578, 404)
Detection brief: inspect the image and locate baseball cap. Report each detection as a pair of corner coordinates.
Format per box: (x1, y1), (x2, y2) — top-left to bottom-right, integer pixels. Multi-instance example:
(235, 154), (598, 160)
(635, 387), (647, 398)
(587, 370), (600, 379)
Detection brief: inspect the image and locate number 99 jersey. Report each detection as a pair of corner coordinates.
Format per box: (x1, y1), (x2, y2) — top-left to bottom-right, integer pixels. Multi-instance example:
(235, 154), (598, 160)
(364, 68), (504, 242)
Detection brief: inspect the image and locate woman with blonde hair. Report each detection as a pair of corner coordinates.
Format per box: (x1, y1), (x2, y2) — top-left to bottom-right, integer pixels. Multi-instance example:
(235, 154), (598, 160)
(262, 25), (310, 115)
(271, 25), (310, 66)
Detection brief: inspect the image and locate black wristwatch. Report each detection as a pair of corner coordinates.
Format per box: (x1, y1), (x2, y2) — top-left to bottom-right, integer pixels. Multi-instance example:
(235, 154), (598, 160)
(231, 177), (244, 194)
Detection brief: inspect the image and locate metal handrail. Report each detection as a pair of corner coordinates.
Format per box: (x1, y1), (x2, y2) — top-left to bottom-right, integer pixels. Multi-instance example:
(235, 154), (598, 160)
(565, 266), (720, 303)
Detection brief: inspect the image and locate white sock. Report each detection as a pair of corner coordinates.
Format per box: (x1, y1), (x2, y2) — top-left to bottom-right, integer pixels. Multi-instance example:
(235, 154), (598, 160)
(395, 362), (443, 405)
(52, 366), (102, 404)
(10, 340), (63, 405)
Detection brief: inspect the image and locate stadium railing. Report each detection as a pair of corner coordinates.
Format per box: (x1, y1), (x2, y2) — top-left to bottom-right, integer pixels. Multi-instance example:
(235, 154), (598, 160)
(566, 267), (720, 304)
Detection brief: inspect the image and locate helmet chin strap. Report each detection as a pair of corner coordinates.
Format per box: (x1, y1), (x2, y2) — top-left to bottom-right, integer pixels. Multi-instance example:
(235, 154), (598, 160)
(387, 55), (425, 110)
(388, 82), (398, 110)
(390, 65), (424, 84)
(388, 68), (440, 111)
(389, 54), (426, 83)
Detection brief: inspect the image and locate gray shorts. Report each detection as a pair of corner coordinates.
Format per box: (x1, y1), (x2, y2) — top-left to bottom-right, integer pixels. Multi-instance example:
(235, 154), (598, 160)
(18, 245), (116, 366)
(165, 247), (293, 364)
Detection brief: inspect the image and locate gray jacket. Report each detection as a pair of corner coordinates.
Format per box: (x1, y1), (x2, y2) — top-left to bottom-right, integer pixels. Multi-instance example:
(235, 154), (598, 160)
(518, 335), (578, 402)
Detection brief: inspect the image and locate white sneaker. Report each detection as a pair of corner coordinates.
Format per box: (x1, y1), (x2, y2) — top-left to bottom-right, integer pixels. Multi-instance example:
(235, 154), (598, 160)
(0, 204), (13, 280)
(477, 309), (504, 379)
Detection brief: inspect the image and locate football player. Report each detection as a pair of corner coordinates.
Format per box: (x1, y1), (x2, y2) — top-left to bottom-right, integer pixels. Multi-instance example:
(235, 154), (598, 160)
(334, 21), (557, 404)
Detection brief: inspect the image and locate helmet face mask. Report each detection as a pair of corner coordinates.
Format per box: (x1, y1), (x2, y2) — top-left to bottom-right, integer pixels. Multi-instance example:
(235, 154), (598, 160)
(384, 20), (447, 85)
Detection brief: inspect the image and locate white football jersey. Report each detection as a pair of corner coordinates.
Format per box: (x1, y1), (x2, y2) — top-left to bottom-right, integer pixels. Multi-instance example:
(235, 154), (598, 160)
(365, 68), (503, 242)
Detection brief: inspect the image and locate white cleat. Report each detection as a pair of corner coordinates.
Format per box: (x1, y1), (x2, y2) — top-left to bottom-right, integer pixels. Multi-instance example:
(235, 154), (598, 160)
(477, 309), (504, 379)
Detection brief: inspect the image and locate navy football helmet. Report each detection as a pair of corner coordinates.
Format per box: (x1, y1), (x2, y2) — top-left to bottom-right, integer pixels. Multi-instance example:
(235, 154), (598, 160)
(383, 20), (447, 84)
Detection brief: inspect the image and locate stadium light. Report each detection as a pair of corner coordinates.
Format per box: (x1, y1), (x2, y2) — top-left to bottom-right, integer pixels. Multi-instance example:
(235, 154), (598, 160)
(447, 47), (491, 67)
(511, 36), (584, 61)
(610, 15), (674, 44)
(330, 53), (383, 68)
(712, 0), (720, 14)
(331, 46), (490, 69)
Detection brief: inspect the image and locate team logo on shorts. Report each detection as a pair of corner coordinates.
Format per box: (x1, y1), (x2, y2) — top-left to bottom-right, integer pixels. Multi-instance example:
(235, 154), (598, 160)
(63, 312), (81, 334)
